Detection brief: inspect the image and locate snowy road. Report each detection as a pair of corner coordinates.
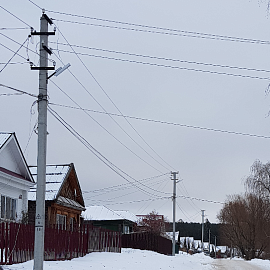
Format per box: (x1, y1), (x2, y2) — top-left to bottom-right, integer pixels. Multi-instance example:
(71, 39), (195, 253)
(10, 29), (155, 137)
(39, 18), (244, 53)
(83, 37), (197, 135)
(2, 249), (270, 270)
(211, 259), (265, 270)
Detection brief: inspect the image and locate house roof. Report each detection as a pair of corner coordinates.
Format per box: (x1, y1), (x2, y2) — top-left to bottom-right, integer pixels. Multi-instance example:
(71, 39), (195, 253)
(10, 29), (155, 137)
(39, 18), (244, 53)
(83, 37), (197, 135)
(0, 133), (12, 148)
(83, 205), (137, 223)
(28, 164), (85, 211)
(0, 132), (34, 183)
(29, 164), (70, 201)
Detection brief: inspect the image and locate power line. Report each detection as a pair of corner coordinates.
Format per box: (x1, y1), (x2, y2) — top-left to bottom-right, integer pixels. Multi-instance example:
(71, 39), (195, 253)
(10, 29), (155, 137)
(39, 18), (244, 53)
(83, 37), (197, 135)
(0, 27), (29, 30)
(0, 62), (28, 65)
(0, 32), (55, 64)
(49, 102), (270, 140)
(53, 24), (174, 171)
(0, 93), (23, 96)
(0, 37), (29, 73)
(48, 105), (170, 197)
(93, 196), (171, 206)
(83, 173), (169, 194)
(0, 84), (37, 97)
(53, 49), (270, 80)
(177, 194), (223, 204)
(25, 2), (270, 46)
(0, 6), (32, 29)
(50, 42), (270, 74)
(84, 178), (169, 200)
(50, 80), (164, 173)
(53, 18), (270, 45)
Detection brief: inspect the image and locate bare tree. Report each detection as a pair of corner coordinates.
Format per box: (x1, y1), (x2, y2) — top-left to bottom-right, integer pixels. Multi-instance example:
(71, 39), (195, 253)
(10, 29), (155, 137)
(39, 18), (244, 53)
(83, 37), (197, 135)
(217, 194), (270, 260)
(136, 210), (167, 235)
(245, 160), (270, 197)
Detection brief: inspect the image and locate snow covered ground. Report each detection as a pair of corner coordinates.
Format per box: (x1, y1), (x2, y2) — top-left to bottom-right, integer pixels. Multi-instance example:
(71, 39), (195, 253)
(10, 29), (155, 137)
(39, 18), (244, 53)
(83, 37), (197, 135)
(2, 249), (270, 270)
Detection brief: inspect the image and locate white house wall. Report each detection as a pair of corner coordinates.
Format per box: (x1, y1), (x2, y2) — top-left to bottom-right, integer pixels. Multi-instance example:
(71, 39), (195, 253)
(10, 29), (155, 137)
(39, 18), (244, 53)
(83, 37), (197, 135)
(0, 142), (21, 175)
(0, 181), (26, 221)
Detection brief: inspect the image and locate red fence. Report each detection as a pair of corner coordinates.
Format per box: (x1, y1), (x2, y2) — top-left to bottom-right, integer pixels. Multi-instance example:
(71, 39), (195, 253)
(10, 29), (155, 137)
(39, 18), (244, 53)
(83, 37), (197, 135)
(0, 222), (121, 265)
(122, 232), (172, 255)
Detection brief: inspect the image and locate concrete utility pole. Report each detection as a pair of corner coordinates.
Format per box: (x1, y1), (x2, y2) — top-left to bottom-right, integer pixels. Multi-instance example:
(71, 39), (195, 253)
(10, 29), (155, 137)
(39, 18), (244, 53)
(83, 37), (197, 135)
(208, 229), (211, 252)
(171, 171), (178, 256)
(214, 235), (217, 259)
(201, 210), (205, 251)
(31, 11), (55, 270)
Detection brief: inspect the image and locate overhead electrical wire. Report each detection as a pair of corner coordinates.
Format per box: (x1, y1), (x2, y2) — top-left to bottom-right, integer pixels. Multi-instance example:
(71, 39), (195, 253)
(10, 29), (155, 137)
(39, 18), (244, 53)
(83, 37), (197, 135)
(50, 80), (164, 173)
(0, 36), (29, 73)
(0, 84), (37, 97)
(52, 24), (174, 172)
(53, 49), (270, 80)
(83, 173), (169, 194)
(53, 18), (270, 45)
(177, 194), (223, 204)
(50, 42), (270, 74)
(0, 32), (55, 64)
(49, 102), (270, 140)
(0, 62), (28, 65)
(94, 196), (171, 206)
(0, 27), (29, 30)
(26, 1), (270, 46)
(0, 5), (33, 29)
(0, 31), (172, 173)
(48, 105), (171, 197)
(84, 177), (169, 200)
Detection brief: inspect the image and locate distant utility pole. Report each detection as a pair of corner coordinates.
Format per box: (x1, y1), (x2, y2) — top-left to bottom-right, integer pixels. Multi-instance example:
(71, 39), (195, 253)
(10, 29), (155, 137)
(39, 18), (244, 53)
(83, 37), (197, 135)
(201, 210), (205, 251)
(171, 171), (178, 256)
(208, 229), (211, 252)
(31, 11), (55, 270)
(214, 235), (217, 259)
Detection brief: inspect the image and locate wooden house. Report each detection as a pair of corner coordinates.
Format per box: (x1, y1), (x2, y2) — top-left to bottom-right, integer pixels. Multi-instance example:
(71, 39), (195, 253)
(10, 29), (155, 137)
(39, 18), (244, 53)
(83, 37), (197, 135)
(83, 205), (136, 233)
(0, 132), (34, 222)
(28, 163), (85, 229)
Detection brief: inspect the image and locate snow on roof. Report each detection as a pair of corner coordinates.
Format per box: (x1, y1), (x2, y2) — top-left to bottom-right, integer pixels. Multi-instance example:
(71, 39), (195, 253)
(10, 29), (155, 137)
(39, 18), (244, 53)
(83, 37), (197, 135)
(166, 231), (179, 240)
(28, 164), (71, 201)
(0, 133), (12, 149)
(83, 205), (136, 222)
(114, 210), (137, 222)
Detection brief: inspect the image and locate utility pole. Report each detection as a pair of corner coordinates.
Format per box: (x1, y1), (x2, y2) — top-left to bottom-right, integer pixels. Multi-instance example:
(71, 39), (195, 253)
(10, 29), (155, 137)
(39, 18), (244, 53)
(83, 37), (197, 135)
(31, 11), (55, 270)
(201, 210), (205, 251)
(214, 235), (217, 259)
(208, 229), (211, 252)
(171, 171), (178, 256)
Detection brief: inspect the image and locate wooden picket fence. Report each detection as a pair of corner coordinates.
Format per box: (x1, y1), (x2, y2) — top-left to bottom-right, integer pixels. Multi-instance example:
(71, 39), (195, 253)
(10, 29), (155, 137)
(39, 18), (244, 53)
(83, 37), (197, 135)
(0, 222), (121, 265)
(122, 231), (172, 255)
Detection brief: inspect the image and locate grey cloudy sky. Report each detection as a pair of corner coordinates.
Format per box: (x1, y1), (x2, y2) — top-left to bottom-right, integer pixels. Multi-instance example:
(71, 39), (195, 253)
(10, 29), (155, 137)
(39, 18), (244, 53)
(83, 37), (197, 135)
(1, 0), (270, 223)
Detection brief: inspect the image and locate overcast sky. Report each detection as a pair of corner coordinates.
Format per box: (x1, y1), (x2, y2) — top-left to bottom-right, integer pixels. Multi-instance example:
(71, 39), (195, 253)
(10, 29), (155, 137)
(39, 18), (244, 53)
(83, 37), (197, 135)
(1, 0), (270, 224)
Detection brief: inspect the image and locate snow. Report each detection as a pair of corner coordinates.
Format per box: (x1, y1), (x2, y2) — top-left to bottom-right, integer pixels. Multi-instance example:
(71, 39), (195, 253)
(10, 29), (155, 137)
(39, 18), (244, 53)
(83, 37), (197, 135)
(2, 249), (270, 270)
(28, 164), (71, 200)
(83, 205), (137, 222)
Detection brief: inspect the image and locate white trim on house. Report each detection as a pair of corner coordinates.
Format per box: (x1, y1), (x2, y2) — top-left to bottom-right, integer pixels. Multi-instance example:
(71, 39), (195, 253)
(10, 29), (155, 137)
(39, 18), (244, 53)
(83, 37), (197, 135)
(0, 132), (34, 222)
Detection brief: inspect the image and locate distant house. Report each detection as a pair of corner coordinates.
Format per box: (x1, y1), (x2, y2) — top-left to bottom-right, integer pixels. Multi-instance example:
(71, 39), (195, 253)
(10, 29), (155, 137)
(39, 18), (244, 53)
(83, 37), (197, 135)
(28, 163), (85, 229)
(0, 132), (34, 222)
(83, 205), (136, 234)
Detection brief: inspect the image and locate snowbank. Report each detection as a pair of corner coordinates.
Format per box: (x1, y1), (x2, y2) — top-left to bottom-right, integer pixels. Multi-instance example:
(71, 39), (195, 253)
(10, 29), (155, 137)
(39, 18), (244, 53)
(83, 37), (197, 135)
(2, 249), (213, 270)
(2, 249), (270, 270)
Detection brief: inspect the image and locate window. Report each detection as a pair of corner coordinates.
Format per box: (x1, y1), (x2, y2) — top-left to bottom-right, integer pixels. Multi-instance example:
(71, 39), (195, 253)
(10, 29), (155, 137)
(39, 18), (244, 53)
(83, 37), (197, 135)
(1, 195), (16, 221)
(56, 214), (66, 230)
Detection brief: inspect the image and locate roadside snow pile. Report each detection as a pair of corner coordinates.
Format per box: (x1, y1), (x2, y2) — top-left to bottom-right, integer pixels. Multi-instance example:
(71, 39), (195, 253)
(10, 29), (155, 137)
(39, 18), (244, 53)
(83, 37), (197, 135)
(250, 258), (270, 269)
(2, 249), (213, 270)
